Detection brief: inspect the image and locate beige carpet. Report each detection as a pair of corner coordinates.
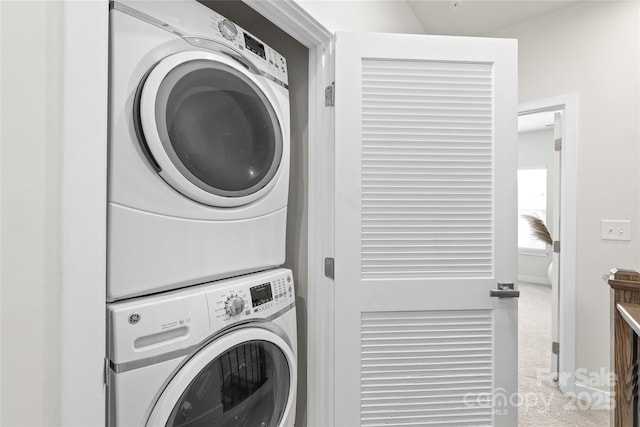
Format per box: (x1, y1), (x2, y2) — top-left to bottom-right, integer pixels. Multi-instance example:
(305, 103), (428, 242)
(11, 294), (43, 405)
(518, 282), (610, 426)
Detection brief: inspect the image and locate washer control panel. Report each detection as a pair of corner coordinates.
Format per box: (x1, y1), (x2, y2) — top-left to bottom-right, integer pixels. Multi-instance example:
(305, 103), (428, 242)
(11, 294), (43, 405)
(210, 270), (294, 323)
(107, 268), (295, 365)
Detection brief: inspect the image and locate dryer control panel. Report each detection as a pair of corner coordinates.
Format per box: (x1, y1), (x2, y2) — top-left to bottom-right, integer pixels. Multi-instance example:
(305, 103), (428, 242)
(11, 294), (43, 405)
(206, 12), (288, 86)
(113, 1), (289, 86)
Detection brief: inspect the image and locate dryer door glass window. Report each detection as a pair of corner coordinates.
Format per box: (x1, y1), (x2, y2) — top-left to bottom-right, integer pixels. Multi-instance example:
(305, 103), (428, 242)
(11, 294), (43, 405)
(165, 340), (290, 427)
(154, 60), (283, 198)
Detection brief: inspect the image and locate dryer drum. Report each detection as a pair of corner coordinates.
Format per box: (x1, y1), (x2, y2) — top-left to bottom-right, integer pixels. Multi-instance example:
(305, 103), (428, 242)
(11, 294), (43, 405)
(137, 56), (283, 203)
(166, 340), (290, 427)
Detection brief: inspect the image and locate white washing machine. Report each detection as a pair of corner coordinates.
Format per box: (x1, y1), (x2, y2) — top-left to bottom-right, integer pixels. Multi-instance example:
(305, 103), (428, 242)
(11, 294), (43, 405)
(107, 268), (297, 426)
(108, 0), (291, 301)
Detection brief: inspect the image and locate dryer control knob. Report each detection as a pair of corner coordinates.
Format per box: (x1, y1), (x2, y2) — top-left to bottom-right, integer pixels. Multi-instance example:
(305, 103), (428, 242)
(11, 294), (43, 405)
(225, 296), (245, 316)
(218, 19), (238, 41)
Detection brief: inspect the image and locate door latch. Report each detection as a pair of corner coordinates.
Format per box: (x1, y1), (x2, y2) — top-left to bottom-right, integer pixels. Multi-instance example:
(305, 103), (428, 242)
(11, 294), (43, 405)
(490, 282), (520, 298)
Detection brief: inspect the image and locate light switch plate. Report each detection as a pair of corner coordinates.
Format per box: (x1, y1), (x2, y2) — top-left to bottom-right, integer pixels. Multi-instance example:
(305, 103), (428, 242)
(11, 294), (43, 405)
(601, 220), (631, 241)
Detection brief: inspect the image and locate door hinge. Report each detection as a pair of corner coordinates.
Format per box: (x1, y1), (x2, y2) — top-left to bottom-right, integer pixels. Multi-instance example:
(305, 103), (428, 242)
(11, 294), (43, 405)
(554, 137), (562, 151)
(325, 82), (335, 107)
(552, 341), (560, 355)
(553, 241), (560, 253)
(324, 257), (335, 280)
(103, 357), (110, 387)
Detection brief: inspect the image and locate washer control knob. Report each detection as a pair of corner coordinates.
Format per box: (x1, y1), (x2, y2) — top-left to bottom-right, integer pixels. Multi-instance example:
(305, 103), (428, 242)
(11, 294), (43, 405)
(225, 296), (245, 316)
(218, 19), (238, 41)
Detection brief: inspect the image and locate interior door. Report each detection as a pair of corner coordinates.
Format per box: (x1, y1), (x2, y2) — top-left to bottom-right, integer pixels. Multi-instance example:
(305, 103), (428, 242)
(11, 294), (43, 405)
(333, 32), (518, 426)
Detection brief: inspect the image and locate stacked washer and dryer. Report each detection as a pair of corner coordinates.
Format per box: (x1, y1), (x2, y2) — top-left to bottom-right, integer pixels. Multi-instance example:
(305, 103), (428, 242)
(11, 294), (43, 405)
(106, 1), (297, 426)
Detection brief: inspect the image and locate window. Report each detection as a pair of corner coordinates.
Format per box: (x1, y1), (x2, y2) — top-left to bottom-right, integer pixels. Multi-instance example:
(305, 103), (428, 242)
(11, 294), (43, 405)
(518, 168), (548, 253)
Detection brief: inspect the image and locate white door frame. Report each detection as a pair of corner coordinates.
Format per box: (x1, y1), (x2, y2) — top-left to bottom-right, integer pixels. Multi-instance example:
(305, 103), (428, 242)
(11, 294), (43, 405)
(61, 0), (334, 425)
(519, 95), (578, 395)
(61, 1), (109, 425)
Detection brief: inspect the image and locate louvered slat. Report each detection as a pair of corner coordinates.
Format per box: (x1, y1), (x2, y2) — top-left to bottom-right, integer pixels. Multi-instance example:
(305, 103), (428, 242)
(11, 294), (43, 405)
(361, 310), (493, 426)
(361, 59), (494, 280)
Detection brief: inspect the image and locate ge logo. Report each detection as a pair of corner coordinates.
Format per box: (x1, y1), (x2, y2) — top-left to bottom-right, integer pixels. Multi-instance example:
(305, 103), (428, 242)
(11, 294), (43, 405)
(128, 313), (141, 324)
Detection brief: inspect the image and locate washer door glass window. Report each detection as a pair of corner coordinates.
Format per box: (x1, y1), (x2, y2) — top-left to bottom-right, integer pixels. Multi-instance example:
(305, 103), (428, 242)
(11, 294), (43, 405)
(166, 340), (290, 427)
(153, 59), (282, 200)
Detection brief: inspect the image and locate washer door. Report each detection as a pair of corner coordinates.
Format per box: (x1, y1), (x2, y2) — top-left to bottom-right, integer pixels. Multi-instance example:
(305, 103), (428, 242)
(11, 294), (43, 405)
(137, 50), (284, 207)
(146, 328), (296, 427)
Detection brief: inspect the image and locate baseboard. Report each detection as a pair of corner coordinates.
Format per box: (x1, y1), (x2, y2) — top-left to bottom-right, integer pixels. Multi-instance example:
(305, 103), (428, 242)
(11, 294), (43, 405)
(572, 382), (613, 410)
(518, 274), (551, 286)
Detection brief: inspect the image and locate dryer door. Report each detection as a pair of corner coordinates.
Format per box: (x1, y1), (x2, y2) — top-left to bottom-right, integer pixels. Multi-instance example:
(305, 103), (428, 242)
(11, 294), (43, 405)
(137, 50), (285, 208)
(146, 328), (296, 427)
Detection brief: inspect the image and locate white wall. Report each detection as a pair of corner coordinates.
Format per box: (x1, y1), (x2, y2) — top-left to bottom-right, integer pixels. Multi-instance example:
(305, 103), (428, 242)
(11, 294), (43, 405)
(0, 1), (64, 425)
(518, 127), (555, 284)
(297, 0), (424, 34)
(491, 0), (640, 392)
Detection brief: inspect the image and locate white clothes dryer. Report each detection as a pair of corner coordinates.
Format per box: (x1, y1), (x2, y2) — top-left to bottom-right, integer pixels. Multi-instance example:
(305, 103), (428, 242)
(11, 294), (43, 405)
(107, 268), (297, 427)
(108, 0), (291, 301)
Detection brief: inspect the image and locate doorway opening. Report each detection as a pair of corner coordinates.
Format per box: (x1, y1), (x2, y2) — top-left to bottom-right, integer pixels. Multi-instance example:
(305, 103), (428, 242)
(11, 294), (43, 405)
(517, 108), (563, 423)
(516, 96), (605, 424)
(518, 96), (577, 393)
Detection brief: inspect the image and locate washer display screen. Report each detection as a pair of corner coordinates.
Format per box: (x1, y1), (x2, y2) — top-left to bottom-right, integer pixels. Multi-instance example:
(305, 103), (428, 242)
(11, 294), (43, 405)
(250, 283), (273, 307)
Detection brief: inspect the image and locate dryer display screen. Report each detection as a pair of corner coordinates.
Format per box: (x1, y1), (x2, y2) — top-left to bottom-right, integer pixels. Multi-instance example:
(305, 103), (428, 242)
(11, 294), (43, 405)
(244, 33), (266, 59)
(250, 282), (273, 307)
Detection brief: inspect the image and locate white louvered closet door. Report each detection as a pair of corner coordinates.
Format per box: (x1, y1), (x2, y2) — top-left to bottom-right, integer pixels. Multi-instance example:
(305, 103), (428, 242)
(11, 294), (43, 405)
(333, 32), (518, 426)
